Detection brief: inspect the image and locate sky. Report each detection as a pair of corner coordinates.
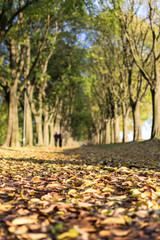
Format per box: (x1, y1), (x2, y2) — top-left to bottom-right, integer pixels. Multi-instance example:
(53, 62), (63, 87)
(141, 120), (151, 140)
(127, 119), (151, 141)
(119, 118), (152, 141)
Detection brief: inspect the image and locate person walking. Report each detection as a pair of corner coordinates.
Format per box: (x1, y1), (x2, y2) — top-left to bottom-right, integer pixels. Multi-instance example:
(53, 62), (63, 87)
(58, 132), (62, 147)
(54, 132), (58, 147)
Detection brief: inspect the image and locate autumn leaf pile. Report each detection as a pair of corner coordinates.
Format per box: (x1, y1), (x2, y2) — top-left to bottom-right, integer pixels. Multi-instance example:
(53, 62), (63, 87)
(1, 140), (160, 240)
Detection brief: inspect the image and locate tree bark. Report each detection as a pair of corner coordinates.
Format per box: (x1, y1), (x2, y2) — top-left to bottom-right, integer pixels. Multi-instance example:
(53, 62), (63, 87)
(49, 120), (54, 146)
(31, 88), (43, 146)
(102, 128), (106, 144)
(114, 116), (120, 143)
(132, 100), (141, 141)
(151, 87), (160, 138)
(35, 115), (43, 146)
(54, 118), (60, 134)
(25, 86), (33, 146)
(33, 92), (43, 146)
(44, 107), (49, 146)
(93, 134), (96, 145)
(122, 103), (129, 143)
(114, 102), (120, 143)
(3, 85), (20, 147)
(106, 119), (110, 144)
(99, 123), (102, 145)
(123, 114), (129, 143)
(110, 118), (114, 144)
(97, 128), (100, 145)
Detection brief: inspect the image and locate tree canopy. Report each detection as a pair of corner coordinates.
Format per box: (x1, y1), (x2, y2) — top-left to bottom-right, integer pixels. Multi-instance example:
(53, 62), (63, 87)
(0, 0), (158, 147)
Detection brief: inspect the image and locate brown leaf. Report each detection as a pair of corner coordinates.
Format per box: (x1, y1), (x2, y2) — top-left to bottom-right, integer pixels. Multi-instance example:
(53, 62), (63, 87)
(46, 183), (62, 188)
(3, 187), (16, 191)
(99, 230), (111, 237)
(31, 177), (41, 183)
(0, 203), (12, 212)
(107, 195), (127, 201)
(8, 225), (28, 234)
(17, 208), (30, 216)
(77, 202), (92, 208)
(20, 233), (48, 240)
(11, 215), (38, 226)
(40, 204), (58, 214)
(68, 189), (77, 195)
(83, 188), (100, 194)
(101, 217), (126, 225)
(111, 228), (131, 237)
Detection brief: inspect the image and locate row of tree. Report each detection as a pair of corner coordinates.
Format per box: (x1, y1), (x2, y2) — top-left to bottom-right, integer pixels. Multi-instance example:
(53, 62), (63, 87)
(0, 0), (159, 147)
(84, 0), (159, 145)
(0, 0), (93, 147)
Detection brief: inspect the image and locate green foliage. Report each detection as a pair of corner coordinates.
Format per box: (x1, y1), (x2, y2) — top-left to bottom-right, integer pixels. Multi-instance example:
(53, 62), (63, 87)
(71, 87), (93, 141)
(0, 0), (156, 145)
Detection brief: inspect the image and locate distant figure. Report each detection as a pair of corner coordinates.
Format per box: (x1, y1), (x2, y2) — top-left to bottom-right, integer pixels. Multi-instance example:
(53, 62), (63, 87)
(54, 132), (58, 147)
(58, 132), (62, 147)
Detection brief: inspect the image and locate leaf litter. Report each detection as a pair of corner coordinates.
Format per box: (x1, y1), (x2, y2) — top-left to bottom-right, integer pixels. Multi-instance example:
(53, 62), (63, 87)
(0, 140), (160, 239)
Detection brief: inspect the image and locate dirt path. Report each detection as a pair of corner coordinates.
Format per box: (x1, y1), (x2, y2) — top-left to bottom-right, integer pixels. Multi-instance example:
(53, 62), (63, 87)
(0, 140), (160, 239)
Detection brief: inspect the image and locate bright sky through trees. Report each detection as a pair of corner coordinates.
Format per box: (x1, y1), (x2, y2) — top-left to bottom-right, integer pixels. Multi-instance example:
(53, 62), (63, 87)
(0, 0), (159, 146)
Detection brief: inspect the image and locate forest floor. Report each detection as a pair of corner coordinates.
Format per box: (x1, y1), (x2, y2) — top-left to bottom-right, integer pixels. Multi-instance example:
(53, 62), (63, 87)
(1, 140), (160, 240)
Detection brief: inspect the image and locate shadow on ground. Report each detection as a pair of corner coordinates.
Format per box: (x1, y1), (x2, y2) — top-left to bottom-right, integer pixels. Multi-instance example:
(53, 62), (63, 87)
(0, 139), (160, 170)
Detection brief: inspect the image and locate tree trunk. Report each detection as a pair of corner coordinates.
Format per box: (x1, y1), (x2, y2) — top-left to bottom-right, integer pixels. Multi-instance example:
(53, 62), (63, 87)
(32, 90), (43, 146)
(63, 131), (68, 146)
(99, 123), (102, 145)
(43, 107), (49, 146)
(92, 131), (96, 145)
(100, 129), (102, 145)
(102, 128), (105, 144)
(49, 120), (54, 146)
(151, 87), (160, 138)
(25, 86), (33, 146)
(122, 103), (129, 143)
(123, 114), (129, 143)
(105, 119), (110, 144)
(91, 133), (96, 145)
(35, 115), (43, 146)
(114, 116), (120, 143)
(97, 128), (100, 145)
(114, 102), (120, 143)
(110, 119), (114, 144)
(55, 118), (60, 134)
(3, 85), (20, 147)
(132, 100), (141, 141)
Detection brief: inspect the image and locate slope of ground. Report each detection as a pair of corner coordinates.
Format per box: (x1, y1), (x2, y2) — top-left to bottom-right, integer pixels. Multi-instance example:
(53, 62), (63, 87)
(0, 139), (160, 239)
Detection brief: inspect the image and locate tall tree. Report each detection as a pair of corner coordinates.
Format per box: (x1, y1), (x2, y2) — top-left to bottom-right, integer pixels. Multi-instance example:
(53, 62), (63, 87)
(111, 0), (160, 138)
(1, 3), (53, 147)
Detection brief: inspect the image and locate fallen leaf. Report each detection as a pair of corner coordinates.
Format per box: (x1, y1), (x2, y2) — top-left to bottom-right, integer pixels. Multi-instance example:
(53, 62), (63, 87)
(68, 189), (77, 195)
(78, 202), (92, 208)
(101, 217), (126, 225)
(21, 233), (48, 240)
(57, 228), (79, 239)
(40, 204), (58, 214)
(111, 228), (131, 236)
(99, 230), (111, 237)
(31, 177), (41, 182)
(0, 203), (12, 212)
(11, 215), (38, 226)
(83, 188), (100, 194)
(8, 225), (28, 234)
(107, 195), (127, 201)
